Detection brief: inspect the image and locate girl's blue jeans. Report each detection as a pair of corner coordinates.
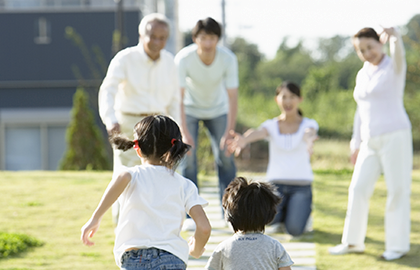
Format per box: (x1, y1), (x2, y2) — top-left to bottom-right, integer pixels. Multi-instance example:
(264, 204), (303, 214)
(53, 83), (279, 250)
(271, 183), (312, 236)
(120, 248), (186, 270)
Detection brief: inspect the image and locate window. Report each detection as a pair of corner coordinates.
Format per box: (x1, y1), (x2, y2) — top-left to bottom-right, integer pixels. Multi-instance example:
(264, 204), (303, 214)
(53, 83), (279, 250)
(0, 108), (71, 170)
(34, 17), (51, 44)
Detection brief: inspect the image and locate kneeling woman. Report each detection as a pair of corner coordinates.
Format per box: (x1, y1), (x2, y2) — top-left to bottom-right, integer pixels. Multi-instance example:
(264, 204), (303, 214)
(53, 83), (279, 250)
(228, 81), (318, 236)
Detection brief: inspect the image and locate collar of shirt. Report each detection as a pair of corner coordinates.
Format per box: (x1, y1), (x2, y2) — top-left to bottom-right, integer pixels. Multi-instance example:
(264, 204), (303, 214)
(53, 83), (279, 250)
(365, 55), (390, 77)
(235, 231), (264, 236)
(137, 43), (161, 64)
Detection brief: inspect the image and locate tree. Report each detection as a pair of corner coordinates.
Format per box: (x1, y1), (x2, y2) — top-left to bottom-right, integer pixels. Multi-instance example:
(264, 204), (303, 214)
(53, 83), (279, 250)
(404, 14), (420, 45)
(403, 14), (420, 148)
(230, 37), (263, 96)
(60, 88), (111, 170)
(317, 35), (350, 62)
(255, 38), (316, 97)
(302, 65), (337, 99)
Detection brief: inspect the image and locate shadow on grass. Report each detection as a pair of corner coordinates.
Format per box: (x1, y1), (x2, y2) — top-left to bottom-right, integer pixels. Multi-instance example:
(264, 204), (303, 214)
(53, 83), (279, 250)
(0, 245), (40, 261)
(361, 242), (420, 268)
(392, 243), (420, 268)
(314, 229), (382, 245)
(315, 229), (420, 268)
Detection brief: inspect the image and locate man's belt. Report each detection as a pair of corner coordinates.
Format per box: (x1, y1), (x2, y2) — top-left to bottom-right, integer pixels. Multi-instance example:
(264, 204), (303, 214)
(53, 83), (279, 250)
(121, 112), (160, 117)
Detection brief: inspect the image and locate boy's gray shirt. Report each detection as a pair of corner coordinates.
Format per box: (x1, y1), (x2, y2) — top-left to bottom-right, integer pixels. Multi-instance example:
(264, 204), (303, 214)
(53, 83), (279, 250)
(205, 232), (294, 270)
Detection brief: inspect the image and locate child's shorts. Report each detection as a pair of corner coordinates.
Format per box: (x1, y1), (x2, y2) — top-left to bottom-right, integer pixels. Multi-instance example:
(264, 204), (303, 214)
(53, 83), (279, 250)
(120, 248), (186, 270)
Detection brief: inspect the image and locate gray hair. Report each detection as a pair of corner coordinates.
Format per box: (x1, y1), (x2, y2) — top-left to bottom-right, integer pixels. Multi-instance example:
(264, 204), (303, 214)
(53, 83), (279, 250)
(138, 13), (170, 37)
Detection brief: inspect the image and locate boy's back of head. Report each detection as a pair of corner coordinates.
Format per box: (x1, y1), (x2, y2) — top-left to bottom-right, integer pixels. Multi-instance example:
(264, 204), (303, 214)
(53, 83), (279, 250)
(222, 177), (281, 232)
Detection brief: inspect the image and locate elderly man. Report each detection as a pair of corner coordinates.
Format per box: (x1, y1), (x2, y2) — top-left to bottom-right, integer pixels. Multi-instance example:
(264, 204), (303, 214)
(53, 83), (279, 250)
(99, 13), (180, 168)
(98, 13), (180, 223)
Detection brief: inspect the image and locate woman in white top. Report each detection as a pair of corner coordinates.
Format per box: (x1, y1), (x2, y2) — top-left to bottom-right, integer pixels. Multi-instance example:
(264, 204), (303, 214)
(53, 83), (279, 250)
(228, 81), (318, 236)
(81, 115), (211, 269)
(329, 27), (412, 261)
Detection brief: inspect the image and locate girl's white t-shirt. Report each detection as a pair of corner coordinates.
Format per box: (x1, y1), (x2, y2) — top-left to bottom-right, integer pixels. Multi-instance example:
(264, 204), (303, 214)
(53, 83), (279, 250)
(113, 164), (208, 267)
(260, 117), (318, 182)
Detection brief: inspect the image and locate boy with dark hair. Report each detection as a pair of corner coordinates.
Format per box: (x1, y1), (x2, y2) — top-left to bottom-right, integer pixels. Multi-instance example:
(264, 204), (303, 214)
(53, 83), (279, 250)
(175, 17), (239, 231)
(205, 177), (294, 270)
(191, 17), (222, 38)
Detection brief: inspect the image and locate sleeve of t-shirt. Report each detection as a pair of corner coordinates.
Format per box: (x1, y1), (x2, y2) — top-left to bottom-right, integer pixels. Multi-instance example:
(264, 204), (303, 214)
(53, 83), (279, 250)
(224, 53), (239, 89)
(389, 27), (406, 75)
(260, 119), (274, 138)
(174, 53), (187, 88)
(116, 166), (135, 200)
(205, 247), (223, 270)
(98, 51), (126, 129)
(183, 178), (208, 213)
(276, 242), (294, 268)
(350, 107), (362, 151)
(305, 118), (319, 131)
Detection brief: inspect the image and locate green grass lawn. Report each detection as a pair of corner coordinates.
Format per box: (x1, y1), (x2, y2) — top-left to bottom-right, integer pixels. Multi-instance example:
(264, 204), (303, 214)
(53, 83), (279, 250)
(0, 140), (419, 269)
(0, 171), (116, 269)
(312, 171), (420, 269)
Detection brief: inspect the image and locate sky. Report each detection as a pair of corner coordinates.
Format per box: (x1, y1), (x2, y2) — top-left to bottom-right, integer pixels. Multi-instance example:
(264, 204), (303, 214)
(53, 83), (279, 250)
(178, 0), (419, 59)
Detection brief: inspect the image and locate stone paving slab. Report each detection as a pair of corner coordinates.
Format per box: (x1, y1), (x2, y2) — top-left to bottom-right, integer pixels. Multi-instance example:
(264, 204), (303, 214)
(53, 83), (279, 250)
(185, 182), (316, 269)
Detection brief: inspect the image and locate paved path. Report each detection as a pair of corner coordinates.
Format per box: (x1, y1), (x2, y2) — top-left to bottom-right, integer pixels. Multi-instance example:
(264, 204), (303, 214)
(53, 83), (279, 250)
(184, 183), (316, 270)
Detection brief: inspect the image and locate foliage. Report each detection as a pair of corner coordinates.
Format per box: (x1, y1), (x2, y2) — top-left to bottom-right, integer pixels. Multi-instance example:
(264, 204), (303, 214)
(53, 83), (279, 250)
(301, 90), (356, 138)
(302, 65), (339, 99)
(0, 232), (43, 258)
(404, 14), (420, 45)
(230, 38), (263, 96)
(316, 35), (350, 61)
(59, 88), (111, 170)
(65, 26), (106, 83)
(65, 26), (109, 113)
(196, 122), (216, 174)
(255, 38), (315, 97)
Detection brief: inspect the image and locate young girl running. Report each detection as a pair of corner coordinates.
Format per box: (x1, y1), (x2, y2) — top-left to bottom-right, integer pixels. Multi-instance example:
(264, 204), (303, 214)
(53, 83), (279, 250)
(205, 176), (293, 270)
(81, 115), (211, 269)
(228, 81), (318, 236)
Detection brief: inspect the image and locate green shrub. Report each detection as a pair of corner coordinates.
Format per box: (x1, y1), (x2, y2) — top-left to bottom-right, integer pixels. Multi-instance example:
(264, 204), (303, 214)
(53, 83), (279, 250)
(0, 232), (43, 258)
(302, 89), (355, 138)
(59, 88), (111, 170)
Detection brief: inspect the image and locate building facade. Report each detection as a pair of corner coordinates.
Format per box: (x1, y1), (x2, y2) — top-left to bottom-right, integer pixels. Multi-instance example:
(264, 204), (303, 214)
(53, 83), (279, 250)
(0, 0), (179, 170)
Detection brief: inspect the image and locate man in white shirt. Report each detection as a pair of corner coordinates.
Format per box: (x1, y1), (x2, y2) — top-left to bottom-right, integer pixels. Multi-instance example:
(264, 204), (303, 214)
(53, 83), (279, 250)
(175, 18), (238, 229)
(98, 13), (180, 223)
(99, 13), (180, 169)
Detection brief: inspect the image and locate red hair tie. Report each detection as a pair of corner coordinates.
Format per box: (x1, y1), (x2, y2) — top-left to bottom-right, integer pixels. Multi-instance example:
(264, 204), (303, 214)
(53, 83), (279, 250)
(171, 138), (177, 146)
(133, 140), (139, 149)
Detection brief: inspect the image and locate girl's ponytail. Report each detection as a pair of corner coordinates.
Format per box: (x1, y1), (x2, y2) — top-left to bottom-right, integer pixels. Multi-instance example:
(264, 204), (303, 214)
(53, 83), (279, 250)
(109, 133), (135, 151)
(161, 139), (191, 170)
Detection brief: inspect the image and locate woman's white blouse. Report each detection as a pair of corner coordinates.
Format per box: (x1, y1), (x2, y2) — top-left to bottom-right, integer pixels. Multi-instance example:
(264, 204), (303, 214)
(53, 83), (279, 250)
(260, 117), (318, 182)
(350, 30), (411, 151)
